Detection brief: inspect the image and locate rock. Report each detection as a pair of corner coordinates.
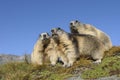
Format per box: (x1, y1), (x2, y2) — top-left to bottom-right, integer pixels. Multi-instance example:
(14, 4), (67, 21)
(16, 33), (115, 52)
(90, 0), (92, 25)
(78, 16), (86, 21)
(0, 54), (31, 64)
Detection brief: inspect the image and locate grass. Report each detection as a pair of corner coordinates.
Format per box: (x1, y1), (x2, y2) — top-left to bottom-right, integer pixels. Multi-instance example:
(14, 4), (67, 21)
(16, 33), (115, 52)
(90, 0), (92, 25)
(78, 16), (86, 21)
(81, 56), (120, 79)
(81, 46), (120, 79)
(0, 46), (120, 80)
(0, 62), (33, 80)
(0, 61), (72, 80)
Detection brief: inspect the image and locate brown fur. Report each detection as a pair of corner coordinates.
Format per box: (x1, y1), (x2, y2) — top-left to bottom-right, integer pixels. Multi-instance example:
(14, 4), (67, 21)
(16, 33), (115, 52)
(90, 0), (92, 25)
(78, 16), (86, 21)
(70, 20), (112, 51)
(71, 33), (105, 63)
(45, 37), (68, 67)
(31, 33), (50, 65)
(31, 32), (68, 66)
(51, 28), (78, 67)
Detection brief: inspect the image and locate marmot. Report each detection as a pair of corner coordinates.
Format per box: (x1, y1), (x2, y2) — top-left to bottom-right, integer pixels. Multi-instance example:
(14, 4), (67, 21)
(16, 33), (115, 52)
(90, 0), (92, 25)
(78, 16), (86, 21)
(31, 32), (50, 65)
(70, 20), (112, 51)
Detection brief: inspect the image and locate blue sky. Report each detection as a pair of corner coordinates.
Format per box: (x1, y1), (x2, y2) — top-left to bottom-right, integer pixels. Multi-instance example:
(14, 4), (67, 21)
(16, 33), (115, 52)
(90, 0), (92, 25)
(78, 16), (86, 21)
(0, 0), (120, 55)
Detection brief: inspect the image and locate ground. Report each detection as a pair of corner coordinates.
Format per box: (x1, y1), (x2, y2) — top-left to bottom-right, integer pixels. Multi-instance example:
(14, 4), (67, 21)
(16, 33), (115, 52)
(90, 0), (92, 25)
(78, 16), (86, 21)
(0, 46), (120, 80)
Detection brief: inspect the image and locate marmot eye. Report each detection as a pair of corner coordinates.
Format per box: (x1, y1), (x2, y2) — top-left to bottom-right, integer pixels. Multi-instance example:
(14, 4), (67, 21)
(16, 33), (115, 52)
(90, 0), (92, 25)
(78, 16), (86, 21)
(39, 34), (41, 37)
(58, 27), (61, 30)
(47, 33), (49, 36)
(70, 23), (73, 25)
(75, 20), (78, 23)
(51, 29), (54, 32)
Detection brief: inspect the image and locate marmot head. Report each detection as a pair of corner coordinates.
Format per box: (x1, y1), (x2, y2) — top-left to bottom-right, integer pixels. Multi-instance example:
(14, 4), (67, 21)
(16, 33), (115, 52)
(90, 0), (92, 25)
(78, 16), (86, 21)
(39, 32), (50, 45)
(51, 27), (65, 42)
(51, 27), (65, 37)
(69, 20), (80, 33)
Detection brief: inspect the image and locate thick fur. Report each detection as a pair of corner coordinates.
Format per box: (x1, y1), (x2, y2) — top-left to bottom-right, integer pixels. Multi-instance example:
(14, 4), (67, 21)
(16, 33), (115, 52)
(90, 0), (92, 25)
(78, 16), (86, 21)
(31, 32), (66, 66)
(51, 28), (105, 65)
(70, 20), (112, 51)
(31, 33), (50, 65)
(43, 37), (58, 66)
(45, 37), (68, 67)
(51, 28), (79, 67)
(72, 33), (105, 63)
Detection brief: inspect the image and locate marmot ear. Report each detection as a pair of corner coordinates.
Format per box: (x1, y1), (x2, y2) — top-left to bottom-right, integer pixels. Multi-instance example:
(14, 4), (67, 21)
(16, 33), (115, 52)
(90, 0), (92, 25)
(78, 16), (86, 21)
(39, 34), (41, 37)
(47, 33), (49, 36)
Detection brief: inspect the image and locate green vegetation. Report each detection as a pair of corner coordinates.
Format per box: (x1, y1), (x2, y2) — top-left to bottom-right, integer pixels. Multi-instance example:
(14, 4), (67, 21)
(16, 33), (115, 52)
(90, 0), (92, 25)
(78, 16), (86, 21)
(0, 61), (72, 80)
(0, 46), (120, 80)
(81, 56), (120, 79)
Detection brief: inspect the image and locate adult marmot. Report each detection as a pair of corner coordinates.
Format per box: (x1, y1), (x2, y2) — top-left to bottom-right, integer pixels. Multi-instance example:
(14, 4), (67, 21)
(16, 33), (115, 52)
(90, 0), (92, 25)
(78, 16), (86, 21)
(51, 28), (78, 67)
(70, 20), (112, 51)
(31, 32), (50, 65)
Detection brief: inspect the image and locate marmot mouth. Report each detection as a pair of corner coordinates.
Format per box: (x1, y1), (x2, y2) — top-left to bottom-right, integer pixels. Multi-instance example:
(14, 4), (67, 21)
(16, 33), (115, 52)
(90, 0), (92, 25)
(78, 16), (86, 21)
(52, 34), (58, 37)
(71, 28), (78, 33)
(52, 34), (59, 40)
(42, 38), (49, 42)
(42, 38), (50, 45)
(70, 26), (76, 30)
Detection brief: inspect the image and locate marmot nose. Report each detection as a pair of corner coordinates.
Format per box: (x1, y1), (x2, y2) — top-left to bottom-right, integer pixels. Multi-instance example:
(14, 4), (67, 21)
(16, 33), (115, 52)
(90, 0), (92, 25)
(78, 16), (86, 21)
(43, 34), (46, 38)
(70, 23), (73, 25)
(51, 29), (54, 33)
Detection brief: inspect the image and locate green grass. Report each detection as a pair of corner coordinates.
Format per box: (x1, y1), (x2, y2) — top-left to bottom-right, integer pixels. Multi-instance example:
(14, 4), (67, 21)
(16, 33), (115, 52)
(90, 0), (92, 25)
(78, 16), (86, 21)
(0, 62), (32, 80)
(0, 46), (120, 80)
(81, 56), (120, 79)
(81, 46), (120, 79)
(0, 62), (72, 80)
